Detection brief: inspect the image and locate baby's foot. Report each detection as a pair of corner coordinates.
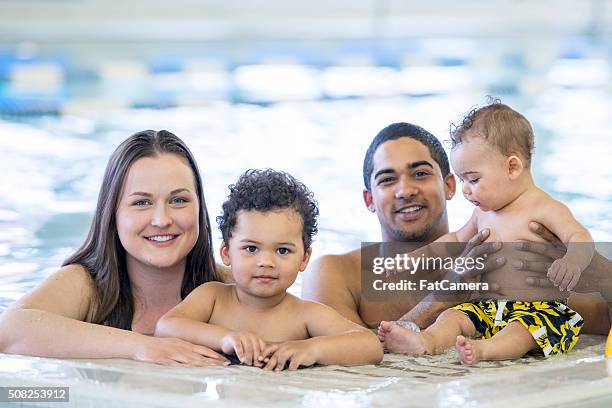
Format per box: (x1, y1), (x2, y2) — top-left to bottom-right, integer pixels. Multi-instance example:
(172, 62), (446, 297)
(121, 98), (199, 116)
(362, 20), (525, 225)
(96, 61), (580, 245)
(379, 321), (432, 356)
(377, 321), (393, 342)
(456, 335), (482, 365)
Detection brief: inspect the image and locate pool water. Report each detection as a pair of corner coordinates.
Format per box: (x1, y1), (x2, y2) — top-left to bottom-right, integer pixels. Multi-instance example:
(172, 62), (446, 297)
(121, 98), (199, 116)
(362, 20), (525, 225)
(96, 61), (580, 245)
(0, 97), (610, 307)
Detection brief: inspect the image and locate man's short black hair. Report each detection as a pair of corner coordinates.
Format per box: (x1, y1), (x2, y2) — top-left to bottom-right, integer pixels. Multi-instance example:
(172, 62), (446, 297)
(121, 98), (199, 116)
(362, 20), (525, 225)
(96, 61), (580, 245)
(217, 169), (319, 250)
(362, 122), (450, 190)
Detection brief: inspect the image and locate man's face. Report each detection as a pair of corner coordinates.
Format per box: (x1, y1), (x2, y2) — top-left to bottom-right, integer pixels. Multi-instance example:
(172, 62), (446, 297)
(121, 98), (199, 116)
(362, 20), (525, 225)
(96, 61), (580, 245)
(363, 138), (455, 243)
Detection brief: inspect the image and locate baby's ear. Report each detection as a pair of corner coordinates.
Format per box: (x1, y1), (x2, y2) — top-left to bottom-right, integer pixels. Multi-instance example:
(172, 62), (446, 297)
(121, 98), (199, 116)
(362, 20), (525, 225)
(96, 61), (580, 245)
(299, 247), (313, 272)
(506, 155), (524, 180)
(220, 241), (231, 266)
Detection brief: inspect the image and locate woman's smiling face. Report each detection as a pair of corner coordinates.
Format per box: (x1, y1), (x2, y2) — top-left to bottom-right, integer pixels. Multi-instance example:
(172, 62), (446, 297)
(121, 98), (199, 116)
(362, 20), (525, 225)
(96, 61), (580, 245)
(115, 153), (200, 271)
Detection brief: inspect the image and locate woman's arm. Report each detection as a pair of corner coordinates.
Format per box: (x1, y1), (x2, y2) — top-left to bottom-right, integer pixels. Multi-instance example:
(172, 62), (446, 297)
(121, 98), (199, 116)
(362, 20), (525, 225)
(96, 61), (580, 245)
(0, 266), (227, 366)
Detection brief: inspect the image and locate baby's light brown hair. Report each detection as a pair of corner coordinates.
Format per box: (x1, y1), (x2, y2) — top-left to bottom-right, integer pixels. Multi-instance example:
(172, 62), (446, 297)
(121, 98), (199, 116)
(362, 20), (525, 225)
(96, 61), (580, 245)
(450, 99), (535, 167)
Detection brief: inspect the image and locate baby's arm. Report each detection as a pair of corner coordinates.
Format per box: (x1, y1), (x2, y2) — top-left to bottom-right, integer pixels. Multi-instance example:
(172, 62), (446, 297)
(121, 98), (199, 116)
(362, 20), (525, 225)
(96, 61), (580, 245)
(264, 302), (382, 371)
(537, 200), (594, 291)
(155, 283), (266, 366)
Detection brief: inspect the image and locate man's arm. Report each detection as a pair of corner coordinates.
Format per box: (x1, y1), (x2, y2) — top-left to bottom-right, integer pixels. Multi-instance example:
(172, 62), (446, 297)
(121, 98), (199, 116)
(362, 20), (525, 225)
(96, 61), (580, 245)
(301, 253), (369, 327)
(517, 222), (611, 334)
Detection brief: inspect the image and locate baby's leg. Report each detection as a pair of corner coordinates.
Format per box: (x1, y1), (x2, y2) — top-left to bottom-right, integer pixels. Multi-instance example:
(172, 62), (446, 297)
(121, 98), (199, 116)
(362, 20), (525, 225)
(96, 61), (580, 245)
(381, 309), (476, 356)
(456, 321), (536, 365)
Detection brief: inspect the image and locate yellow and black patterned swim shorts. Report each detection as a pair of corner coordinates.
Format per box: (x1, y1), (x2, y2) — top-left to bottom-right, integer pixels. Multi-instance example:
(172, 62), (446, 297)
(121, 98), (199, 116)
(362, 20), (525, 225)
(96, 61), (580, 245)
(452, 300), (583, 357)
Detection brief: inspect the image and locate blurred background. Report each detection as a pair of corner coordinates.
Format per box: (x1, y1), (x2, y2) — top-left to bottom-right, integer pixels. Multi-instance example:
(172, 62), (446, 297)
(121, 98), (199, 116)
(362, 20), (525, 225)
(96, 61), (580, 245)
(0, 0), (610, 304)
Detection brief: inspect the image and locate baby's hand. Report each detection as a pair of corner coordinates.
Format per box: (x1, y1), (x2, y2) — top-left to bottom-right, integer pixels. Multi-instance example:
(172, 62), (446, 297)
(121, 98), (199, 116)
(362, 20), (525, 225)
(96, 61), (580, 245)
(263, 340), (317, 372)
(221, 331), (267, 367)
(547, 258), (582, 292)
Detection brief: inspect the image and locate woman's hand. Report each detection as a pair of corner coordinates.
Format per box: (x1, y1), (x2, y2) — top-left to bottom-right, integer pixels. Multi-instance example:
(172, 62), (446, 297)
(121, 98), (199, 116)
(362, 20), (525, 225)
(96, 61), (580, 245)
(133, 336), (229, 367)
(221, 331), (267, 367)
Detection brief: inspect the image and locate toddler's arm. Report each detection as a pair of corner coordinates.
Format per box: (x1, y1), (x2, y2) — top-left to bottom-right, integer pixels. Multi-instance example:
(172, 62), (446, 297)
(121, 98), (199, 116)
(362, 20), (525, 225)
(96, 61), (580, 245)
(264, 302), (382, 371)
(155, 283), (266, 366)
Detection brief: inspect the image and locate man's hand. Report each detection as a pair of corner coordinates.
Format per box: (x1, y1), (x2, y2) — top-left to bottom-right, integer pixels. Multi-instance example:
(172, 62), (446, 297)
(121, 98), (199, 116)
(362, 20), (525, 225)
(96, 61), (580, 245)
(515, 222), (568, 289)
(454, 228), (505, 280)
(437, 229), (505, 300)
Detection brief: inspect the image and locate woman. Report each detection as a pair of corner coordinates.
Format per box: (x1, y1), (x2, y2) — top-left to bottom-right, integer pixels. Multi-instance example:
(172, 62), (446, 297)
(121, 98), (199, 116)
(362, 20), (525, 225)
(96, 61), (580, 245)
(0, 130), (229, 366)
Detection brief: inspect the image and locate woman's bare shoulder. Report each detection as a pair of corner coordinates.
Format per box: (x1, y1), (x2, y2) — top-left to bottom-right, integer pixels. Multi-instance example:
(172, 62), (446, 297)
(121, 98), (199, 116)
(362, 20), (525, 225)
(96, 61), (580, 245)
(54, 263), (94, 283)
(215, 263), (234, 283)
(197, 280), (232, 290)
(12, 263), (96, 321)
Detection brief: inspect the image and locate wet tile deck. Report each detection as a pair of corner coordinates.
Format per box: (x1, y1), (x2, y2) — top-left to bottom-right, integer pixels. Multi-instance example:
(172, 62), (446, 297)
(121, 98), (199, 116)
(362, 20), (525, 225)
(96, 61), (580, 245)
(1, 335), (610, 407)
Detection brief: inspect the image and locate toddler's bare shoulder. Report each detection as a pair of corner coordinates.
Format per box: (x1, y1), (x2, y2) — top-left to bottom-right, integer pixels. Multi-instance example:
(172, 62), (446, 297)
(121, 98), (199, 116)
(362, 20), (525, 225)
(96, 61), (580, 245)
(293, 296), (338, 314)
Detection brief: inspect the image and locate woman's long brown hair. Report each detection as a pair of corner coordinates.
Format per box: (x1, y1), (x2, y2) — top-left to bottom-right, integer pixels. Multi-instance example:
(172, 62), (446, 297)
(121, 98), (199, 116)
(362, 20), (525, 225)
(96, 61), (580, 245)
(63, 130), (219, 330)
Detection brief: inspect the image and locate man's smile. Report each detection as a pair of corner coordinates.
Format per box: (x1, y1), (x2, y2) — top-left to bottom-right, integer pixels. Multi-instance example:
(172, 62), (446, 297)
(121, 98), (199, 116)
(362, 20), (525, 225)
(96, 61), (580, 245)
(394, 203), (426, 221)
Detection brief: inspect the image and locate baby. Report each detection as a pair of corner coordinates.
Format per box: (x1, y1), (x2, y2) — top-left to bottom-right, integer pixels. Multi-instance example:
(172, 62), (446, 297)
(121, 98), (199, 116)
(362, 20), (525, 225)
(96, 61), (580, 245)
(379, 101), (593, 364)
(156, 169), (383, 370)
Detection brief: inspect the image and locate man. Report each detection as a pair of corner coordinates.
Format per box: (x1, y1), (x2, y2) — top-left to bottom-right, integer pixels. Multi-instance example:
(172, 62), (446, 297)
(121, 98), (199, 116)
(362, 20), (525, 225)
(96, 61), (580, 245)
(302, 122), (611, 335)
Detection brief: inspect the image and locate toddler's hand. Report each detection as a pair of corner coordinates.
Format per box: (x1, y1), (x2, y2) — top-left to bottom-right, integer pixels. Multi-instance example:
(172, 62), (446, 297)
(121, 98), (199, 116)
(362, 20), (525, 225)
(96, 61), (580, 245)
(263, 340), (317, 372)
(221, 331), (267, 367)
(547, 258), (582, 291)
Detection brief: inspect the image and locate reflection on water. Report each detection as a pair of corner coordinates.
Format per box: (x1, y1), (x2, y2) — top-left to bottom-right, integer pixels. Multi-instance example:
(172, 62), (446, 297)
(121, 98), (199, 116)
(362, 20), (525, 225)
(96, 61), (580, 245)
(0, 36), (610, 307)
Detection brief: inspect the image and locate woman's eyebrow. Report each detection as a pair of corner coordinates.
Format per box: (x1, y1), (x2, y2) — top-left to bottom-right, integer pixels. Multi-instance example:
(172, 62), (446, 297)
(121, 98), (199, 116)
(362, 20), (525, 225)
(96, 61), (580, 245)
(170, 188), (191, 195)
(128, 191), (152, 197)
(128, 188), (191, 197)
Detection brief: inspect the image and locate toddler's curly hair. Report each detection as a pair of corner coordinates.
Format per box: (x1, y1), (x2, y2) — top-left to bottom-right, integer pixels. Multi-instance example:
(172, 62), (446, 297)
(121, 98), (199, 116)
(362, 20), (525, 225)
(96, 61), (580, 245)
(217, 169), (319, 250)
